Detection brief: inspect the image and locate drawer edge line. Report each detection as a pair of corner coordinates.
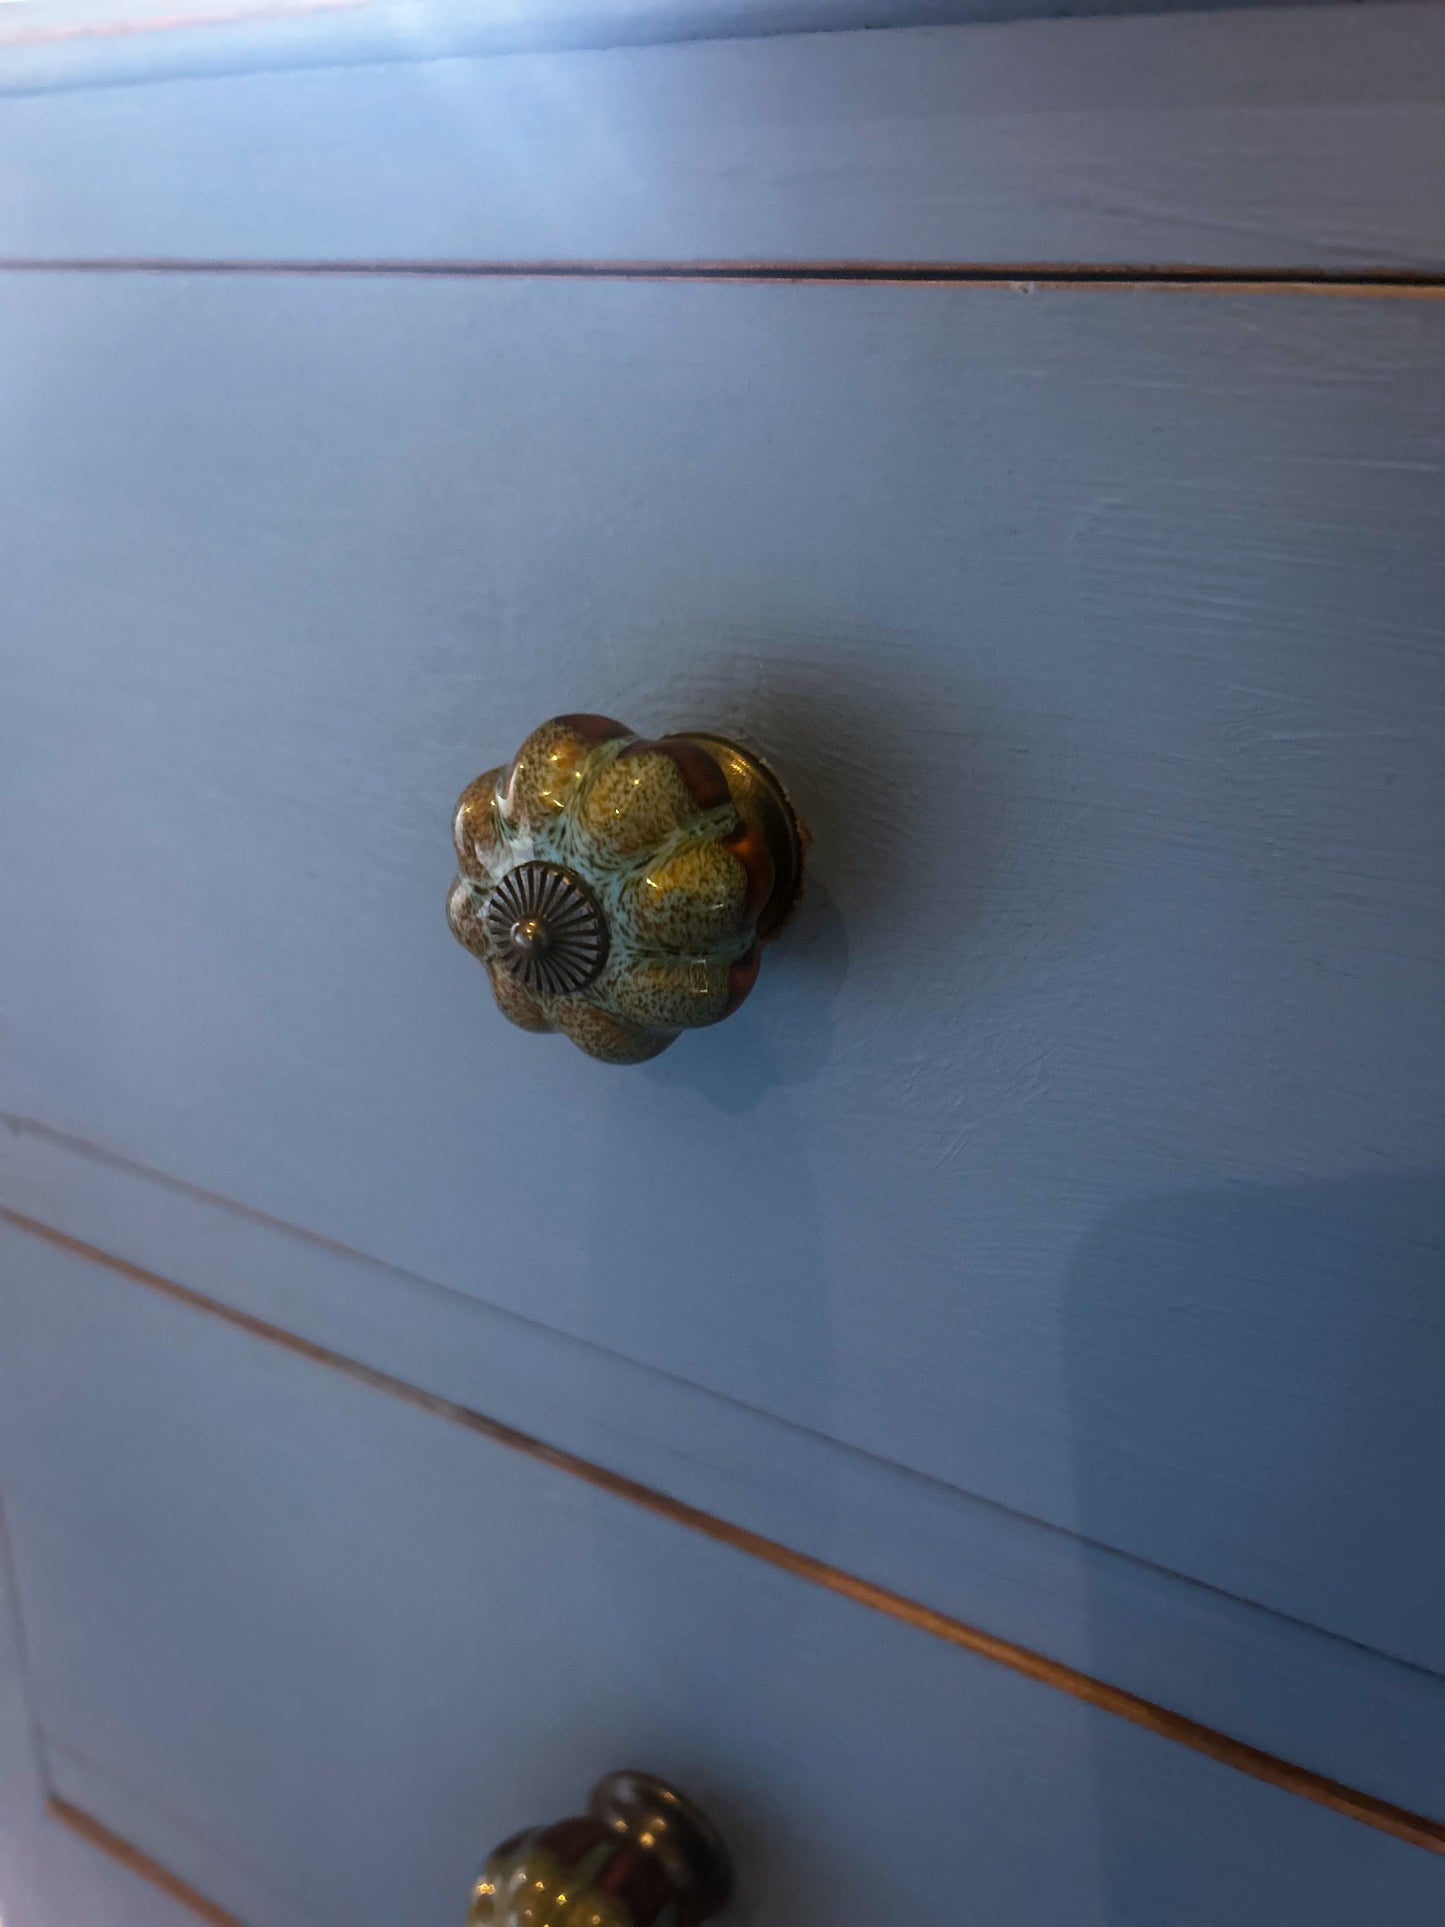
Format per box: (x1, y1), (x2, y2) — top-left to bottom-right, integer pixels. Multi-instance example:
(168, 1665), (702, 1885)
(6, 1200), (1444, 1861)
(49, 1794), (248, 1927)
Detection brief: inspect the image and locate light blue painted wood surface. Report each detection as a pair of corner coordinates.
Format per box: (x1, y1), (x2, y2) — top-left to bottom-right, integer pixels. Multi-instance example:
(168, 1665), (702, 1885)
(1, 7), (1444, 269)
(2, 270), (1443, 1716)
(32, 1834), (203, 1927)
(0, 1801), (202, 1927)
(3, 1228), (1444, 1926)
(4, 9), (1445, 1885)
(2, 1497), (194, 1926)
(2, 260), (1445, 1734)
(0, 0), (1399, 97)
(0, 1504), (45, 1925)
(7, 1120), (1445, 1824)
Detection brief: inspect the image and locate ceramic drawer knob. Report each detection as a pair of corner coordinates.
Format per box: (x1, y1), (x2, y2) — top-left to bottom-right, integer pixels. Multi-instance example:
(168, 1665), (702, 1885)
(468, 1770), (733, 1925)
(449, 714), (805, 1064)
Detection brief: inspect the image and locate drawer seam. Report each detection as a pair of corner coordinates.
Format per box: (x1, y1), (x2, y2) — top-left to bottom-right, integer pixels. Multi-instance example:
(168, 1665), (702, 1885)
(4, 1199), (1442, 1861)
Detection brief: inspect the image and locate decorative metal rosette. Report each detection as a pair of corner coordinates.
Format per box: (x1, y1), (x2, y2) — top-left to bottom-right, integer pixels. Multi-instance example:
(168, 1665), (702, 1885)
(482, 860), (608, 997)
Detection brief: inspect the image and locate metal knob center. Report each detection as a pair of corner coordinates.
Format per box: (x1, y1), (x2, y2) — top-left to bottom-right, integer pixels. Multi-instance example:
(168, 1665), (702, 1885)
(508, 915), (552, 958)
(483, 860), (608, 996)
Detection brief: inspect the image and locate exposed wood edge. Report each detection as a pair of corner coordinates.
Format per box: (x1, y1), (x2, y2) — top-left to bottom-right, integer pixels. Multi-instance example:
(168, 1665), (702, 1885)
(48, 1795), (247, 1927)
(16, 1109), (1445, 1699)
(7, 1202), (1444, 1860)
(1, 257), (1445, 295)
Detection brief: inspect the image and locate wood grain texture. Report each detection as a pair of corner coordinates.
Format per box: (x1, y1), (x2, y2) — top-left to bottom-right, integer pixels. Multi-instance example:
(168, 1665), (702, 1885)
(2, 273), (1442, 1690)
(5, 1201), (1444, 1860)
(7, 1118), (1445, 1826)
(1, 6), (1444, 270)
(4, 1230), (1445, 1925)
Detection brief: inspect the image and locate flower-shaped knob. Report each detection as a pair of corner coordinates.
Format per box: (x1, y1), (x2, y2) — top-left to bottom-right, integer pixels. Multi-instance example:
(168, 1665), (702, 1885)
(468, 1771), (733, 1925)
(448, 715), (805, 1063)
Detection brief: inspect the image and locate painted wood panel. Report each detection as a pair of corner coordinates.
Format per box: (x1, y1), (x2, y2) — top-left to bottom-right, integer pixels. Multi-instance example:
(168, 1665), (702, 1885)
(0, 1505), (45, 1924)
(7, 1121), (1445, 1824)
(0, 0), (1387, 77)
(2, 1501), (197, 1926)
(3, 1228), (1443, 1925)
(1, 7), (1444, 270)
(2, 272), (1442, 1697)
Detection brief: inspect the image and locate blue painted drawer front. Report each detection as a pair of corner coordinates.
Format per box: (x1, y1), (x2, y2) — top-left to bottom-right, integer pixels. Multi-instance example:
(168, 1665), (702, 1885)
(3, 270), (1443, 1708)
(2, 8), (1444, 272)
(10, 1124), (1445, 1830)
(2, 1224), (1442, 1927)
